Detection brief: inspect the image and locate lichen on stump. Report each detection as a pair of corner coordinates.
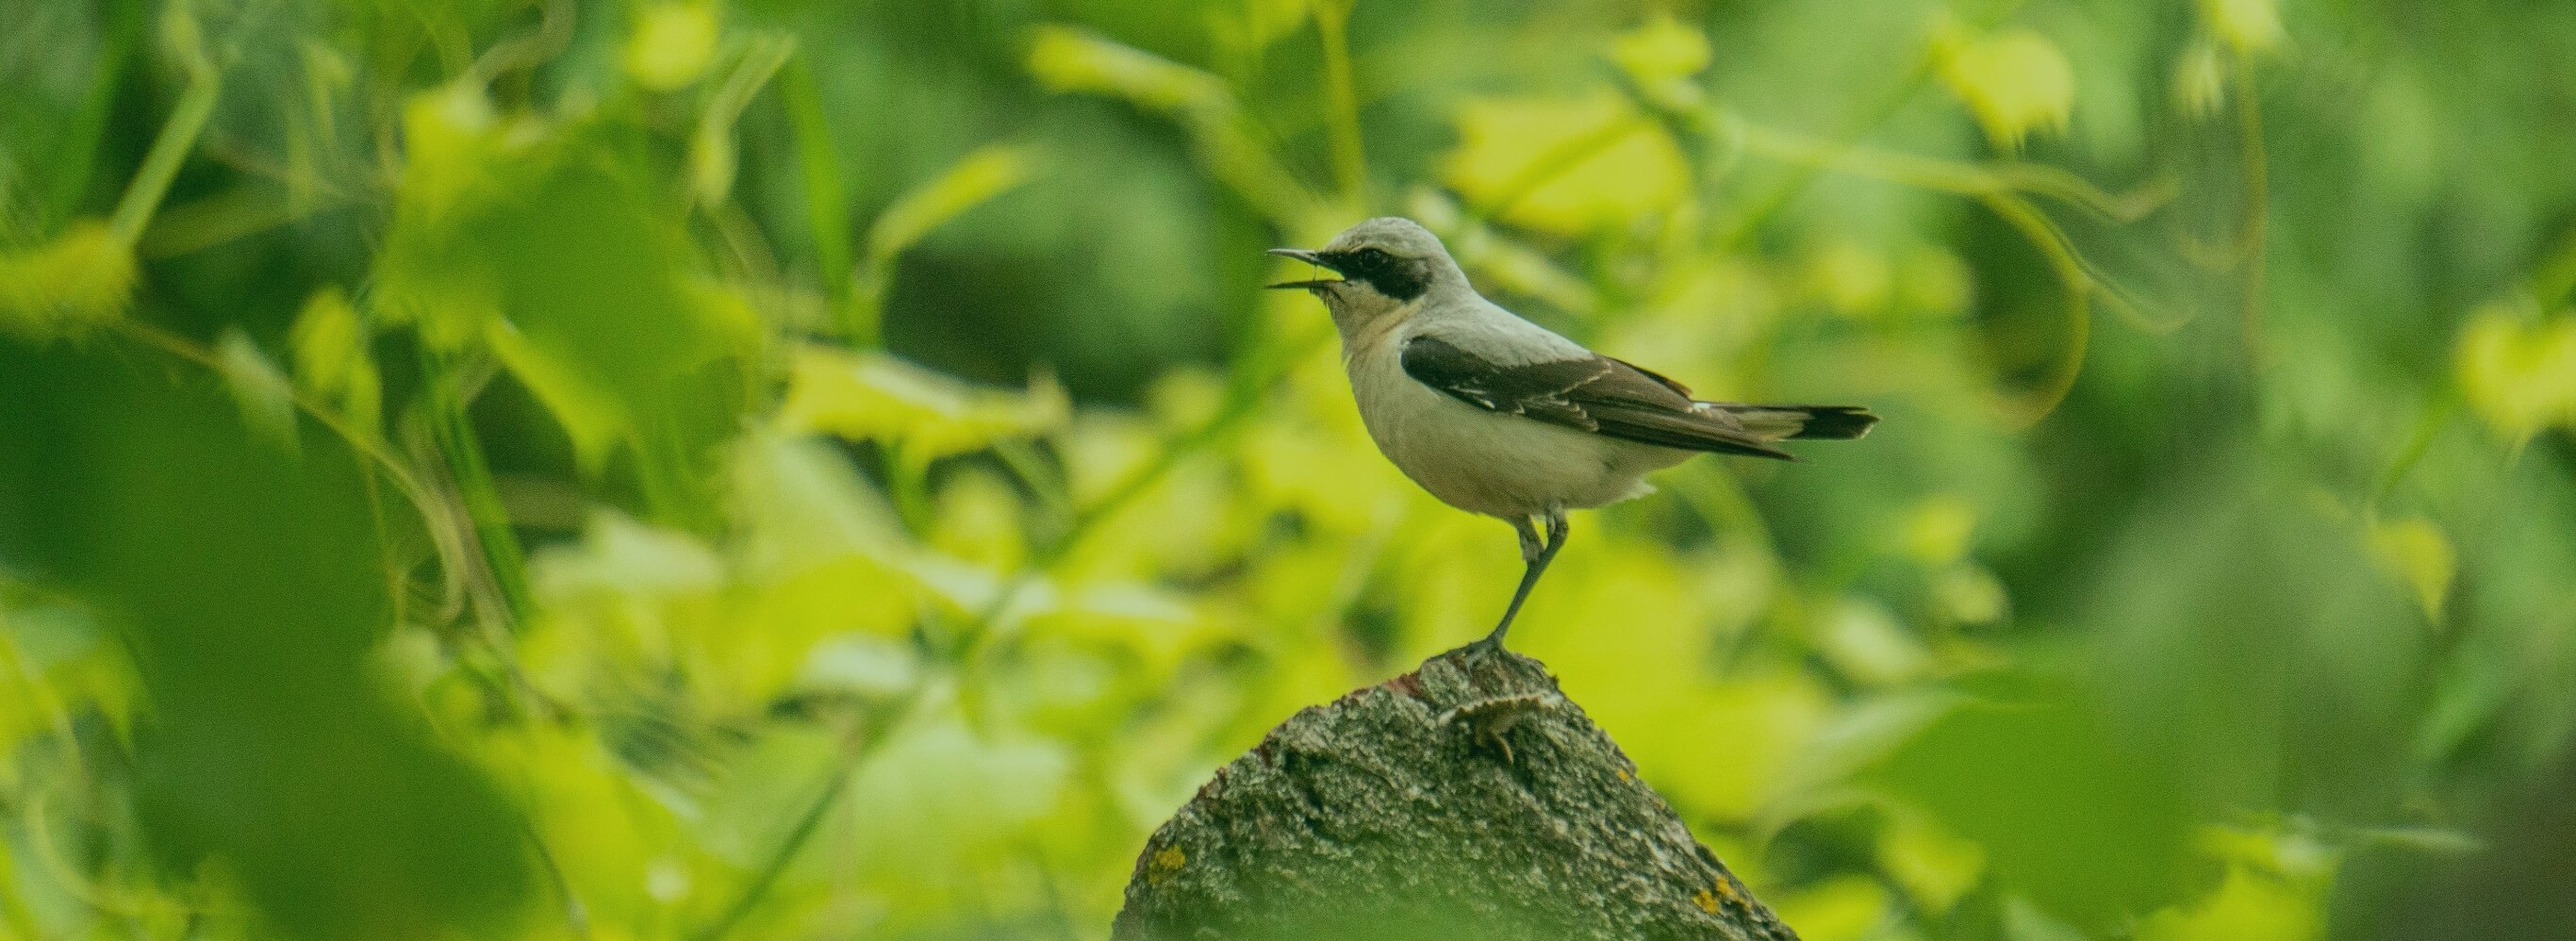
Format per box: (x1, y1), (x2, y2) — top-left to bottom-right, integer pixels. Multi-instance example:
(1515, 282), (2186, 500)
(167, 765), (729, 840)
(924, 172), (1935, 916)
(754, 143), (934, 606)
(1112, 644), (1798, 941)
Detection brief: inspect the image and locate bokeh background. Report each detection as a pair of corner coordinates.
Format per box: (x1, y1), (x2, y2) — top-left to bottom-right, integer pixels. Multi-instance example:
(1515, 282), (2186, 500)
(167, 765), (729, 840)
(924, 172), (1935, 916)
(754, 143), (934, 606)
(6, 0), (2576, 938)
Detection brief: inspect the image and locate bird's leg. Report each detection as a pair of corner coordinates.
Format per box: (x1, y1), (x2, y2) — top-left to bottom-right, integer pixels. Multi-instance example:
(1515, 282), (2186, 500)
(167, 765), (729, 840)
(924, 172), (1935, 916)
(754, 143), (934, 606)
(1479, 509), (1567, 652)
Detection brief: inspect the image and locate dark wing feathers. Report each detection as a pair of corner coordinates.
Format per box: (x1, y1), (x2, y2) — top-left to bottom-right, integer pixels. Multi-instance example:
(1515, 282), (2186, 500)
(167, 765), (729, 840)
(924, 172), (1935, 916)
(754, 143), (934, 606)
(1399, 336), (1794, 459)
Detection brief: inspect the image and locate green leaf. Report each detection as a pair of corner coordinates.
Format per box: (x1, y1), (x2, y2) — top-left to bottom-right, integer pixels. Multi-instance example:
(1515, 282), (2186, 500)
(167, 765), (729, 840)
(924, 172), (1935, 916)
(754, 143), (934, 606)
(1440, 91), (1686, 235)
(2172, 41), (2228, 118)
(2367, 516), (2454, 622)
(1026, 25), (1225, 113)
(213, 327), (298, 454)
(2138, 865), (2321, 941)
(1766, 875), (1891, 941)
(2199, 0), (2285, 55)
(866, 145), (1037, 269)
(625, 3), (720, 91)
(2455, 305), (2576, 442)
(288, 287), (381, 439)
(1936, 25), (2076, 151)
(0, 220), (134, 338)
(778, 345), (1067, 462)
(1878, 803), (1988, 915)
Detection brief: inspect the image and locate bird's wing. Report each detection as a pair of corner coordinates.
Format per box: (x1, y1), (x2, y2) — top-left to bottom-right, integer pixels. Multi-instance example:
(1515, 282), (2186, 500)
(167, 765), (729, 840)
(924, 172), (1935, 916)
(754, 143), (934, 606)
(1399, 335), (1792, 459)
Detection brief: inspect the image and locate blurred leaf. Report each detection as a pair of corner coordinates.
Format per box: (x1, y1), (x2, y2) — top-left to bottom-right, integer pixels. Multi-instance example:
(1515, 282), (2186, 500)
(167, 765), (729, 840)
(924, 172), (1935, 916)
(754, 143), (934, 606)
(2349, 825), (2487, 857)
(2004, 896), (2092, 941)
(0, 599), (139, 764)
(478, 724), (685, 929)
(213, 327), (299, 454)
(1767, 875), (1891, 941)
(798, 635), (920, 700)
(1932, 563), (2010, 626)
(1027, 25), (1225, 112)
(1818, 598), (1931, 687)
(1441, 91), (1687, 235)
(626, 3), (720, 91)
(2367, 516), (2454, 623)
(929, 467), (1029, 570)
(2172, 41), (2228, 118)
(2200, 0), (2286, 55)
(867, 145), (1037, 268)
(2138, 865), (2322, 941)
(534, 510), (727, 603)
(1878, 803), (1987, 915)
(1612, 14), (1710, 110)
(0, 220), (133, 338)
(288, 287), (381, 439)
(1895, 243), (1976, 317)
(1936, 25), (2076, 150)
(779, 345), (1067, 461)
(1903, 495), (1978, 564)
(2455, 305), (2576, 442)
(1613, 15), (1711, 84)
(1805, 238), (1895, 318)
(1025, 25), (1311, 222)
(727, 433), (921, 641)
(1029, 580), (1217, 677)
(385, 84), (508, 250)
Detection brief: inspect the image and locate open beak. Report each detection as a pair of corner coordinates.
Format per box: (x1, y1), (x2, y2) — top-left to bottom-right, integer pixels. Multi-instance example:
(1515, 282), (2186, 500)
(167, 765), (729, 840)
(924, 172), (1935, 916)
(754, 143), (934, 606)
(1266, 247), (1343, 290)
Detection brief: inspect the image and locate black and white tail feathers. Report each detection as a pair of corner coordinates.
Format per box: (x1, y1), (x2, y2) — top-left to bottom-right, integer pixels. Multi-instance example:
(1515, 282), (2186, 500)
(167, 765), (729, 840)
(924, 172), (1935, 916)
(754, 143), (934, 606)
(1710, 404), (1879, 442)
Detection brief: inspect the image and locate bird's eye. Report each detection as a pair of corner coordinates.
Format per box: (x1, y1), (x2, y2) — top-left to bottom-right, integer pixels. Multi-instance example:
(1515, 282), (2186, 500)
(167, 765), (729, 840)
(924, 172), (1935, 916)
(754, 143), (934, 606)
(1354, 248), (1390, 268)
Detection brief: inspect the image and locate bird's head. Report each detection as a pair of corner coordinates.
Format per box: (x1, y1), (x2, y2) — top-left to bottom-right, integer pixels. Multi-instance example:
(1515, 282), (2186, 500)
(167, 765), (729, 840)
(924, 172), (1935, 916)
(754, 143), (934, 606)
(1268, 217), (1465, 335)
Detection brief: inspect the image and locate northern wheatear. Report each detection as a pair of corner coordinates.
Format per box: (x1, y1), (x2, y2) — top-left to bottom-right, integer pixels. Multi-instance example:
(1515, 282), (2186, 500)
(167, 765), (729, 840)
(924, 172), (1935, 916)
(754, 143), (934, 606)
(1270, 217), (1875, 651)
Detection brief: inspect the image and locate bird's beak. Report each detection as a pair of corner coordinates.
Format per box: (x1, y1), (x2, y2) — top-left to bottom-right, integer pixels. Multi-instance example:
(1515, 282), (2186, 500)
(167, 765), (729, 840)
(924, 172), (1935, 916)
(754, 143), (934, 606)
(1266, 247), (1343, 290)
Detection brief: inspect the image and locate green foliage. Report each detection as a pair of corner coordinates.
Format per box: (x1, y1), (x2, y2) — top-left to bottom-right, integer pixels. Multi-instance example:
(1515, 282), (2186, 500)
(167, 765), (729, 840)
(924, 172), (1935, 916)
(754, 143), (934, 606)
(5, 1), (2576, 940)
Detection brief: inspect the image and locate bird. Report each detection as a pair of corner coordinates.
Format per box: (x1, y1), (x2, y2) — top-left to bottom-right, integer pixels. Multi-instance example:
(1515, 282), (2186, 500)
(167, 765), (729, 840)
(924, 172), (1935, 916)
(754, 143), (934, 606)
(1268, 217), (1875, 652)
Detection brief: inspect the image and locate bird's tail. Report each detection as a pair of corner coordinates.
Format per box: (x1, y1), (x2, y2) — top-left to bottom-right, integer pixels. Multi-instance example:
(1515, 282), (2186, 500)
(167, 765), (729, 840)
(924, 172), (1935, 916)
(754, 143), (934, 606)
(1706, 404), (1879, 441)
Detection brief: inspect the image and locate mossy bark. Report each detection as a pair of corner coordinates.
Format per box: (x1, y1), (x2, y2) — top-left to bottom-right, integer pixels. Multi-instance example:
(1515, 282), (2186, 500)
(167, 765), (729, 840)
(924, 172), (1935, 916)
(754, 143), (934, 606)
(1112, 643), (1799, 941)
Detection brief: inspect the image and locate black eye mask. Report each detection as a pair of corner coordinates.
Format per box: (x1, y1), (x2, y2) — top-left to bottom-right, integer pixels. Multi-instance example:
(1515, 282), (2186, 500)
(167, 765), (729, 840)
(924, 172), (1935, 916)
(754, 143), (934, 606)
(1324, 249), (1431, 302)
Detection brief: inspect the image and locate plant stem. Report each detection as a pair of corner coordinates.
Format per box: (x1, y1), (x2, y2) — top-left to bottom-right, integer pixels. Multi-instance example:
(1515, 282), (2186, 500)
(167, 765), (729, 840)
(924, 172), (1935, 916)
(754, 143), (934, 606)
(108, 72), (221, 245)
(783, 58), (853, 314)
(2233, 51), (2271, 366)
(420, 347), (537, 622)
(1313, 0), (1368, 202)
(692, 722), (877, 941)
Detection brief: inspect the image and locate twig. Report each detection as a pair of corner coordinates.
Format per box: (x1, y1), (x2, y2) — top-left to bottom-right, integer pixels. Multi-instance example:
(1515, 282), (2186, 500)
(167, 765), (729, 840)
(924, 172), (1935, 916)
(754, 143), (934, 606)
(2232, 51), (2271, 366)
(1311, 0), (1369, 202)
(692, 720), (877, 941)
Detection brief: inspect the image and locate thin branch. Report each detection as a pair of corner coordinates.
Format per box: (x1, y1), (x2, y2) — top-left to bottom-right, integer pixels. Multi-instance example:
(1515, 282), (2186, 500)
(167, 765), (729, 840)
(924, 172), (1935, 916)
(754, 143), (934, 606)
(1311, 0), (1368, 202)
(107, 64), (220, 245)
(2233, 51), (2271, 366)
(692, 719), (877, 941)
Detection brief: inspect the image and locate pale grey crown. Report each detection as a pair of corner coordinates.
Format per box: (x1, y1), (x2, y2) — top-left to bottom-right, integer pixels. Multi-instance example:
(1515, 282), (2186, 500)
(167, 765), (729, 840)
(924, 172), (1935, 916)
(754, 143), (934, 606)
(1321, 217), (1456, 262)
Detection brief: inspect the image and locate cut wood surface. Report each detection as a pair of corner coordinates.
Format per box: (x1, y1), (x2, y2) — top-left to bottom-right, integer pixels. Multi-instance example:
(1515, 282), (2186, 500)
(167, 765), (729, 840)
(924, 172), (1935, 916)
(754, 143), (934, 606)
(1112, 643), (1800, 941)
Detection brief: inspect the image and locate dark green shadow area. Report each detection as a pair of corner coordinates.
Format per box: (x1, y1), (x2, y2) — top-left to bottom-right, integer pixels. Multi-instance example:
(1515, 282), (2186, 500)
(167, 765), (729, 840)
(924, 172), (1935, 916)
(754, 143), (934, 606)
(0, 337), (528, 939)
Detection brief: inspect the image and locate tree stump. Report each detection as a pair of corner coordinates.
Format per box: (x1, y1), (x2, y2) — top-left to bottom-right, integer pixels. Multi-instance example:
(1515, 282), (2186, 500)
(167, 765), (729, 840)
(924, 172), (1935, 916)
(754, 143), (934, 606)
(1112, 643), (1799, 941)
